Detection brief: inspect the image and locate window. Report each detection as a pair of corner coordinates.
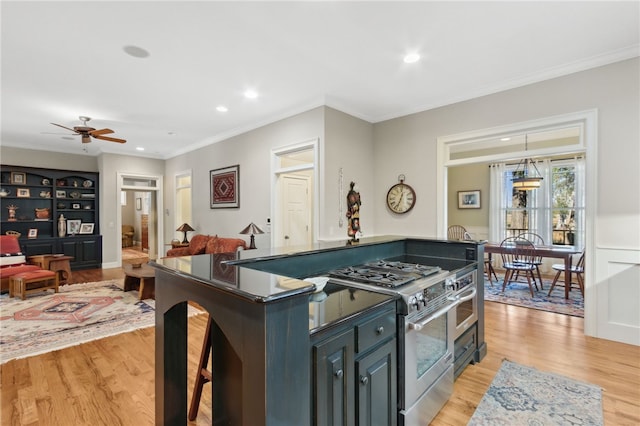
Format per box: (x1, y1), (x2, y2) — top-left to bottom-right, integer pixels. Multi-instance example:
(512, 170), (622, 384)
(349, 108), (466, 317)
(491, 157), (585, 248)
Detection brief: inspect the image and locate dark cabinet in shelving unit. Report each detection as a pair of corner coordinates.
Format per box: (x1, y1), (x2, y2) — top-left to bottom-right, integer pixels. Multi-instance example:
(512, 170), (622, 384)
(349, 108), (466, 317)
(0, 165), (102, 269)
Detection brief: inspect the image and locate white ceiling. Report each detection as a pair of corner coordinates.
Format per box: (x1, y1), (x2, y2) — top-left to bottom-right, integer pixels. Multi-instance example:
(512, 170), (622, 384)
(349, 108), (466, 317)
(2, 1), (638, 160)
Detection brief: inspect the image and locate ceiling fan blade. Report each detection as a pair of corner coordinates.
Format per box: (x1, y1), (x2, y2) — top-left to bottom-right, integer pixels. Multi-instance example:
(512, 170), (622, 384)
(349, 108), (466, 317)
(51, 123), (80, 134)
(94, 135), (127, 144)
(89, 128), (114, 136)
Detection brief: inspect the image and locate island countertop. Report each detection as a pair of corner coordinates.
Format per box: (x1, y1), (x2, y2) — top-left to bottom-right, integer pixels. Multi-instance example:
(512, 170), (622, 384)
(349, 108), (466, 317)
(150, 234), (480, 304)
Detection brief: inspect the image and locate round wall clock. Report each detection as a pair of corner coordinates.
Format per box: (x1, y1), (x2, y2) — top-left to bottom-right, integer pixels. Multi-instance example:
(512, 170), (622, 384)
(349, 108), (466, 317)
(386, 175), (416, 214)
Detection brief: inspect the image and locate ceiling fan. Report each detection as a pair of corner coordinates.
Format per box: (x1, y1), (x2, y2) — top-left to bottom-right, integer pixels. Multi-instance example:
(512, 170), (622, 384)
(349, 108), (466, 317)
(50, 116), (126, 144)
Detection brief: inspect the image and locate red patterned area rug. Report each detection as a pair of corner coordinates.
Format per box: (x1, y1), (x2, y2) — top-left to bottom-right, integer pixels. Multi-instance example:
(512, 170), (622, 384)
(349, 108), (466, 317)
(0, 280), (200, 364)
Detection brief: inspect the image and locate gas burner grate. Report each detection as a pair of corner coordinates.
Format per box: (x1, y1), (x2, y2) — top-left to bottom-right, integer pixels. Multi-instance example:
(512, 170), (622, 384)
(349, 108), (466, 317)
(328, 266), (417, 288)
(366, 260), (441, 277)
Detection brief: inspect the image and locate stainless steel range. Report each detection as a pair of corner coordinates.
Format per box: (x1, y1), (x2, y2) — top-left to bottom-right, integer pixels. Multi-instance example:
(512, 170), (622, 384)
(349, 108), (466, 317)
(327, 258), (476, 425)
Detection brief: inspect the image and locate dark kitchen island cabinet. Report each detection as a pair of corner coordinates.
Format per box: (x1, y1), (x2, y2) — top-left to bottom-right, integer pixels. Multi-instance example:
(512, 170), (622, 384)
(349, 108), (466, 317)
(312, 303), (397, 426)
(150, 235), (484, 425)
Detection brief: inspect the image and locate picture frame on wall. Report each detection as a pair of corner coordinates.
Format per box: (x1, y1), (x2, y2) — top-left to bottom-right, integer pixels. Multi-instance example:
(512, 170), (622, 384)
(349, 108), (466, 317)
(458, 190), (481, 209)
(210, 164), (239, 209)
(16, 188), (30, 198)
(27, 228), (38, 239)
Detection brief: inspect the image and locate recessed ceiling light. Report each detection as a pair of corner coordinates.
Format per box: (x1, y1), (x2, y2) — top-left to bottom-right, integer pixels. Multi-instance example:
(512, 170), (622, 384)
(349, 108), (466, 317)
(136, 147), (145, 151)
(216, 105), (228, 112)
(501, 137), (511, 141)
(403, 53), (420, 64)
(244, 89), (258, 99)
(123, 45), (150, 58)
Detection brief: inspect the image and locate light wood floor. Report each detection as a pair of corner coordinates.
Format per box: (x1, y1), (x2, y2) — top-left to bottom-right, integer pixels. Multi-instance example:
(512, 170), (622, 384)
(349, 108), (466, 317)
(2, 267), (639, 425)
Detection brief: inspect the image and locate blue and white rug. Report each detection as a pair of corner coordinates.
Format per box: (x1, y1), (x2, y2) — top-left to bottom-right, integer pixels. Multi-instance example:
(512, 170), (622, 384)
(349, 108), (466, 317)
(468, 360), (603, 425)
(484, 279), (584, 317)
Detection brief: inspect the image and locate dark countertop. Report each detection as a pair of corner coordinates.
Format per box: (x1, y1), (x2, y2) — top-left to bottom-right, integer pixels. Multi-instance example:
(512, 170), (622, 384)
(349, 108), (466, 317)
(150, 235), (481, 331)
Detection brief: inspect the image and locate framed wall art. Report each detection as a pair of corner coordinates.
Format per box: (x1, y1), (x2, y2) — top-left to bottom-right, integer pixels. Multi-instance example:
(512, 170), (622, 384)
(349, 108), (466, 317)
(27, 228), (38, 239)
(16, 188), (30, 198)
(210, 165), (239, 209)
(458, 190), (481, 209)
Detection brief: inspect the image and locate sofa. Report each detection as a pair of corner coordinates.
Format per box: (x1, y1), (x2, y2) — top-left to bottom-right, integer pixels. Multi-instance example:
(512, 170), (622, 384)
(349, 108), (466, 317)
(122, 225), (135, 248)
(165, 234), (248, 257)
(0, 235), (41, 293)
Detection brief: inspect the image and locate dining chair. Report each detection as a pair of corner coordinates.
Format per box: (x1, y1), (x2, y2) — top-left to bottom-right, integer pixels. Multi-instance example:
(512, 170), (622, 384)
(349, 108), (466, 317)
(500, 236), (539, 296)
(517, 232), (545, 290)
(447, 225), (471, 240)
(547, 250), (585, 296)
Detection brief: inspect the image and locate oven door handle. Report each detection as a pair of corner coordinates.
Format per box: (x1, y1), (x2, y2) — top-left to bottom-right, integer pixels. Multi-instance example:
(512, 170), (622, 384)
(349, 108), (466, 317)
(456, 286), (476, 303)
(407, 301), (458, 331)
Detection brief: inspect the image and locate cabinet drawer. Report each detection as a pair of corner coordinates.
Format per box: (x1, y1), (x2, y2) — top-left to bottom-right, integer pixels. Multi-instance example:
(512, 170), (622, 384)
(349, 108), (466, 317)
(355, 308), (395, 354)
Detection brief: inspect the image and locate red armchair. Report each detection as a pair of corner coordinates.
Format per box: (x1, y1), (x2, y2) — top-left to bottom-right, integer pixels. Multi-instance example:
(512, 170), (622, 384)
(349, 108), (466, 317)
(0, 235), (41, 293)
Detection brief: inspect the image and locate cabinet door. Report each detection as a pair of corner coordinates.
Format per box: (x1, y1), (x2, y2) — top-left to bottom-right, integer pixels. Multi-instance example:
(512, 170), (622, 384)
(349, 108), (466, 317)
(355, 338), (397, 426)
(313, 328), (355, 426)
(58, 236), (102, 268)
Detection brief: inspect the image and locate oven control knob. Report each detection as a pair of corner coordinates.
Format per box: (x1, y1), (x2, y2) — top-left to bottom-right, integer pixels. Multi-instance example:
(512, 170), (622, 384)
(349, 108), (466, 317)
(408, 295), (419, 310)
(416, 293), (425, 306)
(445, 277), (456, 291)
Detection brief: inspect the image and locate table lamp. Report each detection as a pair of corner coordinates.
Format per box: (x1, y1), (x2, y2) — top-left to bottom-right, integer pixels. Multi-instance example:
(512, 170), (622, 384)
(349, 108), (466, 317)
(239, 222), (264, 249)
(176, 223), (195, 244)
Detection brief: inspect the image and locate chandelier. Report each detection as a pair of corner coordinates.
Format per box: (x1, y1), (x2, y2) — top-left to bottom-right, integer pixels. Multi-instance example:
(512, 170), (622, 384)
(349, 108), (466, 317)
(512, 135), (543, 191)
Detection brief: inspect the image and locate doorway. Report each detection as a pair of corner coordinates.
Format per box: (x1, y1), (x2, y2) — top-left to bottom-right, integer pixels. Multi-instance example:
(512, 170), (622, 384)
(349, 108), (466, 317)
(272, 139), (318, 248)
(117, 173), (164, 264)
(436, 110), (597, 334)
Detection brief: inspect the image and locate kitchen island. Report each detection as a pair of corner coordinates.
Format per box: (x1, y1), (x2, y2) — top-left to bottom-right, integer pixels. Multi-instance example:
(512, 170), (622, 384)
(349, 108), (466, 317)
(150, 235), (485, 425)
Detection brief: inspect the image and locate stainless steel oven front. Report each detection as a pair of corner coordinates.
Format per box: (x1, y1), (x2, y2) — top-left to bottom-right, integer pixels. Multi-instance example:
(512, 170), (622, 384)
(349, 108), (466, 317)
(454, 270), (477, 339)
(399, 275), (457, 426)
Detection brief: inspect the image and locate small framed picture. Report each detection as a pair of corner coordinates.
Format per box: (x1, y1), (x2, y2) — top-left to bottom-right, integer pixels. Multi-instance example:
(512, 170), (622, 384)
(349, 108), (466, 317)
(72, 203), (81, 209)
(458, 190), (481, 209)
(79, 223), (94, 234)
(67, 219), (81, 235)
(16, 188), (30, 198)
(10, 172), (26, 184)
(56, 190), (66, 198)
(27, 228), (38, 239)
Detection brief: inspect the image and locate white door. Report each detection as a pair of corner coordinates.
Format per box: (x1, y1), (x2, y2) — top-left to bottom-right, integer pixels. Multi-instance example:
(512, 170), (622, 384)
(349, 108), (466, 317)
(280, 174), (311, 248)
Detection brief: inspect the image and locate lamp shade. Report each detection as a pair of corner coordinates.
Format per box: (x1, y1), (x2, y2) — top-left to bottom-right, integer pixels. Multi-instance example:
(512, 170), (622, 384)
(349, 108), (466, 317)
(176, 223), (195, 233)
(176, 223), (195, 243)
(239, 222), (264, 249)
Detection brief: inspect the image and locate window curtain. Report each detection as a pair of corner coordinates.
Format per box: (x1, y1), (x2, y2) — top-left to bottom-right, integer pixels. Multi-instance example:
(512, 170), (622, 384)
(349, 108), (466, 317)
(489, 163), (506, 243)
(573, 156), (586, 250)
(528, 159), (553, 245)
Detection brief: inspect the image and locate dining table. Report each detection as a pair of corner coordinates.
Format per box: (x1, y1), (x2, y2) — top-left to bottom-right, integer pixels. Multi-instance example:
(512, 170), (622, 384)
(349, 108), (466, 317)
(484, 242), (581, 299)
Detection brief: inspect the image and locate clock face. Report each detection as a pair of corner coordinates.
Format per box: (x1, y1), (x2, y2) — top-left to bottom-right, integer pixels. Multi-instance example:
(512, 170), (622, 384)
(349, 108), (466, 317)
(386, 183), (416, 214)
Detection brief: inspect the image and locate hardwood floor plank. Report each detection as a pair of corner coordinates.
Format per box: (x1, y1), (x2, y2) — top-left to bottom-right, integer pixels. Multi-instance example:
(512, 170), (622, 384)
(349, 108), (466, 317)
(2, 267), (639, 425)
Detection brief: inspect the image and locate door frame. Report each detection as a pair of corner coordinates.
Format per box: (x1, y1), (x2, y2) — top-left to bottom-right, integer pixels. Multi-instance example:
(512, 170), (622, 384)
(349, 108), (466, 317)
(117, 172), (164, 264)
(271, 138), (319, 248)
(436, 109), (597, 335)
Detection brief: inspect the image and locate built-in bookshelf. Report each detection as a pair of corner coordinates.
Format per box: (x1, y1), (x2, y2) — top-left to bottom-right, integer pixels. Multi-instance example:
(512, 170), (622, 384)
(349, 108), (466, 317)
(0, 165), (102, 269)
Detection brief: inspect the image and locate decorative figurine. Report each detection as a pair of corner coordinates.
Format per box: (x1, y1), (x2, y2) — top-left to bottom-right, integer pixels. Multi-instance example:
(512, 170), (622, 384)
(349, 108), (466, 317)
(7, 204), (18, 221)
(346, 181), (361, 241)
